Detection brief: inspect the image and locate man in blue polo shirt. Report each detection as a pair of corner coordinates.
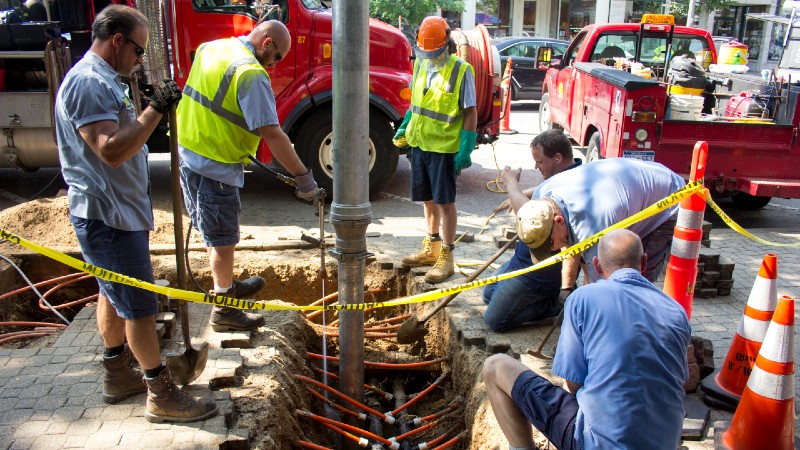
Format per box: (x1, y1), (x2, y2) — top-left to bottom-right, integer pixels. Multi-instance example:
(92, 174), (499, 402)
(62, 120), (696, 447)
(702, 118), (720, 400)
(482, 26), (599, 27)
(483, 130), (582, 332)
(483, 229), (691, 450)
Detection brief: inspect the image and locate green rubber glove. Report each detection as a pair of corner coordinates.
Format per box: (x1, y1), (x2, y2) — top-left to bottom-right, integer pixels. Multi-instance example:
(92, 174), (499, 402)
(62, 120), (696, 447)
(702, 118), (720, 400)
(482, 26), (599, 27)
(393, 110), (413, 142)
(454, 129), (478, 174)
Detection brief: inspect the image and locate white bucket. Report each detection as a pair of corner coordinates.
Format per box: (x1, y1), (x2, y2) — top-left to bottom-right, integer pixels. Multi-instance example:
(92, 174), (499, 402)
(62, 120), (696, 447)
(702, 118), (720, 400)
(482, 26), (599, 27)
(668, 94), (704, 120)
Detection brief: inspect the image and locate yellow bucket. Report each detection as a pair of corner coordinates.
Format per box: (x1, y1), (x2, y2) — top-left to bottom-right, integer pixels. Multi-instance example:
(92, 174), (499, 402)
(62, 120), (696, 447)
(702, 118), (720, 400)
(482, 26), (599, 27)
(669, 85), (704, 96)
(718, 41), (749, 65)
(694, 50), (713, 70)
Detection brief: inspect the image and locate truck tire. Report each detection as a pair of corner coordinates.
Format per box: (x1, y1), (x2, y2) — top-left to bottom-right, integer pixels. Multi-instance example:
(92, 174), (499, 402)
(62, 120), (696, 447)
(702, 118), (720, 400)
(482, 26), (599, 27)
(586, 132), (602, 163)
(730, 192), (772, 210)
(295, 107), (398, 198)
(538, 93), (562, 132)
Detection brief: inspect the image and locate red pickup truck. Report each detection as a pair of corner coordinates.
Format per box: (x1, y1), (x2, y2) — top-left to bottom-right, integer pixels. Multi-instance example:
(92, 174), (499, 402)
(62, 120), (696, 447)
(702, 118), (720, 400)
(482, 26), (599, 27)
(538, 14), (800, 209)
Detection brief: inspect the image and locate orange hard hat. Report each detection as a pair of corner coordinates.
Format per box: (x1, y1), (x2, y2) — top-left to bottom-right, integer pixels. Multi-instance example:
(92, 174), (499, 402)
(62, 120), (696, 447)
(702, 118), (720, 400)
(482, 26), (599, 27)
(416, 16), (449, 57)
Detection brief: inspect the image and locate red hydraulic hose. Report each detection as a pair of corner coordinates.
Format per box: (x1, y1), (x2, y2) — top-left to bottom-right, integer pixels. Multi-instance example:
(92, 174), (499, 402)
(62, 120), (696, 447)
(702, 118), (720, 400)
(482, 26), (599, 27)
(297, 440), (332, 450)
(392, 371), (450, 416)
(0, 321), (66, 328)
(305, 386), (366, 421)
(295, 409), (399, 450)
(312, 367), (393, 400)
(0, 272), (84, 301)
(432, 431), (466, 450)
(0, 331), (53, 345)
(308, 352), (448, 370)
(295, 374), (395, 424)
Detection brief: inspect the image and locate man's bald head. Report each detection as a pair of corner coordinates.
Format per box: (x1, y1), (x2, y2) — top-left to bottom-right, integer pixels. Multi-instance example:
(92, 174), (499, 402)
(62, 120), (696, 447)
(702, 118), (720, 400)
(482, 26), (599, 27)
(249, 20), (291, 67)
(596, 229), (644, 278)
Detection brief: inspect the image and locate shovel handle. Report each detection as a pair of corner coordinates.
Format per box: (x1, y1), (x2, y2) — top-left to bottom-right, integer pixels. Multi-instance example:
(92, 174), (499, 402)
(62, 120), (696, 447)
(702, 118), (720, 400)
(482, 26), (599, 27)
(419, 235), (519, 323)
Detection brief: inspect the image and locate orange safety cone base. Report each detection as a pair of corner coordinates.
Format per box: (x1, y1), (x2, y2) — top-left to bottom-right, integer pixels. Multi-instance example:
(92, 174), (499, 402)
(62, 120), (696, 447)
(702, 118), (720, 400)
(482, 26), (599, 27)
(700, 375), (740, 412)
(722, 393), (794, 450)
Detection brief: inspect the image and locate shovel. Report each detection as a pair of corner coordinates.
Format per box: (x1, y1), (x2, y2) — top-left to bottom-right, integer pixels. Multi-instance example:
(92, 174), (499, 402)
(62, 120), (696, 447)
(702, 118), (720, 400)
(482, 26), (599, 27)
(396, 235), (519, 344)
(163, 103), (208, 385)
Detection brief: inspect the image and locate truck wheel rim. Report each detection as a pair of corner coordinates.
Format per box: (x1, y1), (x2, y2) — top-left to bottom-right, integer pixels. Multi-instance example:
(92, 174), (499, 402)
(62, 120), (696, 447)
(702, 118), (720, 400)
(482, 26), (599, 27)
(541, 100), (551, 129)
(317, 131), (377, 179)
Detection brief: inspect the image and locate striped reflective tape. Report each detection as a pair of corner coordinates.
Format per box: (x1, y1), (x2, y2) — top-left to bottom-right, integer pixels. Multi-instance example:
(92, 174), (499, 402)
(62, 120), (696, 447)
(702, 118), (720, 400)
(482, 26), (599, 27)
(747, 364), (794, 400)
(758, 323), (794, 364)
(670, 237), (701, 259)
(409, 104), (463, 124)
(676, 208), (704, 230)
(745, 278), (778, 312)
(738, 314), (771, 342)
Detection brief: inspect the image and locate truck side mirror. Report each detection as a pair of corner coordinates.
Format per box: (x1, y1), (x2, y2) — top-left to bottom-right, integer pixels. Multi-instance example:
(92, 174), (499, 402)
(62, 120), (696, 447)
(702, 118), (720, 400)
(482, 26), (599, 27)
(536, 46), (553, 69)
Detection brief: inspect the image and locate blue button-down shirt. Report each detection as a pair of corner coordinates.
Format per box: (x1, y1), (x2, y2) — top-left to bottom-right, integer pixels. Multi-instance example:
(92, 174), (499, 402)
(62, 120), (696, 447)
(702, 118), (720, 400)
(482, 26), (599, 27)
(55, 51), (154, 231)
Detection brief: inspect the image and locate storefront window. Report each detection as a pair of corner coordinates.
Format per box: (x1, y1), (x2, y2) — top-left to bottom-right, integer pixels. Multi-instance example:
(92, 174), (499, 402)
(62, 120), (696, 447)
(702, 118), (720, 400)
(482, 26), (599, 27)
(713, 6), (767, 60)
(568, 0), (594, 40)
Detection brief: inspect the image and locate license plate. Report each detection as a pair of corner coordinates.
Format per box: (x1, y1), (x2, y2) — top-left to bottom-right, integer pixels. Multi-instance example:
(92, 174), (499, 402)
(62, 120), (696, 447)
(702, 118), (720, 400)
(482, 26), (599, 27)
(622, 150), (655, 161)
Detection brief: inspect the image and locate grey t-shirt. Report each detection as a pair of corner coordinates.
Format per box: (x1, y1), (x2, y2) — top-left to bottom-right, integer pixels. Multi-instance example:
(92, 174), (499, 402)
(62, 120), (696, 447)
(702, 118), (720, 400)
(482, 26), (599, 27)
(55, 51), (154, 231)
(179, 36), (280, 188)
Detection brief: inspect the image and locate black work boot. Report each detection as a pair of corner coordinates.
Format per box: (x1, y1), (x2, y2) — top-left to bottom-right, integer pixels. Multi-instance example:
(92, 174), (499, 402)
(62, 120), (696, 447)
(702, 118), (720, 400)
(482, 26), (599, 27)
(102, 344), (147, 404)
(144, 368), (218, 423)
(208, 276), (267, 332)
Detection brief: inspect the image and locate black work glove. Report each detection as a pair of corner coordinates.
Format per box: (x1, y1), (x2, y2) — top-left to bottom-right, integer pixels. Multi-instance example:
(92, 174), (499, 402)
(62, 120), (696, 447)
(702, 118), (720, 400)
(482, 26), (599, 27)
(150, 79), (182, 114)
(558, 284), (577, 305)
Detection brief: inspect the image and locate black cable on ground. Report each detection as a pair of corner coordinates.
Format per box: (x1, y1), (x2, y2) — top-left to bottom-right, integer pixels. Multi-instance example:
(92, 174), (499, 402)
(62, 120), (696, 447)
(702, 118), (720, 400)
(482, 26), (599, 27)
(28, 171), (65, 201)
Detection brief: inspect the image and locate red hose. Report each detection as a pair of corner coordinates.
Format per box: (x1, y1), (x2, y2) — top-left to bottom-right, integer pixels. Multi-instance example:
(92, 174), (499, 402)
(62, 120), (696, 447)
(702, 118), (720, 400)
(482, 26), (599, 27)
(297, 440), (332, 450)
(295, 374), (394, 424)
(323, 332), (397, 339)
(312, 367), (393, 401)
(0, 331), (53, 345)
(0, 272), (84, 301)
(452, 25), (495, 125)
(392, 371), (450, 416)
(0, 321), (66, 328)
(295, 409), (399, 449)
(307, 352), (448, 369)
(367, 314), (411, 326)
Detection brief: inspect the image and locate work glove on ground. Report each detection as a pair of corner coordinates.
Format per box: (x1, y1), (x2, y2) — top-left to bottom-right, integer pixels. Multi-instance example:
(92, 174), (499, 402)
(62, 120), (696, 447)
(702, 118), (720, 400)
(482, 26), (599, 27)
(454, 129), (478, 174)
(150, 80), (182, 114)
(392, 110), (413, 148)
(294, 168), (320, 202)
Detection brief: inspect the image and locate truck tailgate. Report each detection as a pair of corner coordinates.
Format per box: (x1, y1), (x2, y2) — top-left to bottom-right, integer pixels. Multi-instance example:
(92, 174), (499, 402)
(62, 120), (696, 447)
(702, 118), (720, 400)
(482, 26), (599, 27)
(658, 120), (797, 182)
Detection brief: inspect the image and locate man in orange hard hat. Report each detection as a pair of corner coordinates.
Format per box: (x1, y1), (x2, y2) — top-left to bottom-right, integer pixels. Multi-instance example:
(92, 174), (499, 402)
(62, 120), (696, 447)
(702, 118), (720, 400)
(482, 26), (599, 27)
(393, 16), (477, 283)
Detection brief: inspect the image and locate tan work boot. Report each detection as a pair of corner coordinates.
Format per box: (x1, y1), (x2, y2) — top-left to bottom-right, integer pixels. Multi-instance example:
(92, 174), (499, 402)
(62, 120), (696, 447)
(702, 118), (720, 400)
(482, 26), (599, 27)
(424, 245), (454, 283)
(102, 344), (146, 404)
(402, 236), (442, 267)
(144, 369), (218, 423)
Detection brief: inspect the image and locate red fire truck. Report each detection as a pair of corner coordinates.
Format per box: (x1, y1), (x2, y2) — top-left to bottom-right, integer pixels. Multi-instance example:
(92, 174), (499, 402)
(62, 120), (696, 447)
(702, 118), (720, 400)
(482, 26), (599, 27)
(538, 14), (800, 209)
(0, 0), (501, 196)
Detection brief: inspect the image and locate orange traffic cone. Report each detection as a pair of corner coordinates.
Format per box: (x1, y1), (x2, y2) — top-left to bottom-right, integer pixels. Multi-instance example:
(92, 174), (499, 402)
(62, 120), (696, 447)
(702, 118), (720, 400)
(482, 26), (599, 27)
(701, 254), (778, 410)
(500, 57), (516, 134)
(719, 295), (795, 450)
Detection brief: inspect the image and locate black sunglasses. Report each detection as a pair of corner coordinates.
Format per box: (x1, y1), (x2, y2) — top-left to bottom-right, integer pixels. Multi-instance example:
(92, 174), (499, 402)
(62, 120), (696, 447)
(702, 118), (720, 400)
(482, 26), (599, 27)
(125, 37), (146, 57)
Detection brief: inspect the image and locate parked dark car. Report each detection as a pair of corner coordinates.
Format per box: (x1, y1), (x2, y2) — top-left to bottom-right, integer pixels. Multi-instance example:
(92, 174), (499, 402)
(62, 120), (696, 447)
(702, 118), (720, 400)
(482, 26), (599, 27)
(493, 37), (569, 100)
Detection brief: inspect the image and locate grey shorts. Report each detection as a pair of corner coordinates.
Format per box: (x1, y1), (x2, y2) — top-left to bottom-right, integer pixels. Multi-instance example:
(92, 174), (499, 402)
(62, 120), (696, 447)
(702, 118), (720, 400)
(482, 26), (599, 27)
(179, 166), (241, 247)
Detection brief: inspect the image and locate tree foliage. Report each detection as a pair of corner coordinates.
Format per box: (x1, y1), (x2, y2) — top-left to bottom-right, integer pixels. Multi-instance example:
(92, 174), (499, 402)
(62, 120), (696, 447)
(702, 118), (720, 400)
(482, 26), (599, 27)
(668, 0), (737, 17)
(369, 0), (465, 29)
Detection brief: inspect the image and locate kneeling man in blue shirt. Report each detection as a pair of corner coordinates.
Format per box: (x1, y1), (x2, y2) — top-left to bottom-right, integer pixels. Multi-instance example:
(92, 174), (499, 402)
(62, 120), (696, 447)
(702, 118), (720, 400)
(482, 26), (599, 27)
(483, 229), (691, 450)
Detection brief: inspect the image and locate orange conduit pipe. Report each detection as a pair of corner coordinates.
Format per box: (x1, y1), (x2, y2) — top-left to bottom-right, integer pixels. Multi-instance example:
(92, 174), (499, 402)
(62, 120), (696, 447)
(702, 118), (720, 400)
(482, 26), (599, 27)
(38, 274), (97, 310)
(366, 314), (411, 326)
(297, 440), (332, 450)
(414, 402), (461, 426)
(312, 367), (393, 401)
(418, 431), (451, 449)
(307, 352), (448, 370)
(305, 386), (367, 421)
(319, 323), (402, 332)
(320, 422), (369, 448)
(323, 331), (397, 340)
(392, 371), (450, 416)
(295, 374), (396, 424)
(392, 417), (443, 442)
(432, 431), (466, 450)
(306, 288), (388, 320)
(296, 409), (400, 450)
(0, 272), (85, 301)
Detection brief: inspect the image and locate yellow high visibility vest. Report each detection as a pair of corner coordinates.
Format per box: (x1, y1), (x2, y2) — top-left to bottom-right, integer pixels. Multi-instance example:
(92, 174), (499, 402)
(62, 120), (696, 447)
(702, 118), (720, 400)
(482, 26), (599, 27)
(177, 38), (267, 163)
(406, 55), (472, 154)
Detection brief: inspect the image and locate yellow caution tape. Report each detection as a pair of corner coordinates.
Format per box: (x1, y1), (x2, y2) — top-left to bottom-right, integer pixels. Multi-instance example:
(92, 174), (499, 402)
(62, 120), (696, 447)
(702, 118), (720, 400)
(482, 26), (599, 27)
(706, 196), (800, 247)
(0, 181), (702, 312)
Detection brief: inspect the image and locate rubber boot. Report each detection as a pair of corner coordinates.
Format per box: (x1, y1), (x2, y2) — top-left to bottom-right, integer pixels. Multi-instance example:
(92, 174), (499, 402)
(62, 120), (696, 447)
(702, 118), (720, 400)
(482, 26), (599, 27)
(209, 276), (267, 331)
(424, 245), (454, 283)
(102, 344), (146, 404)
(401, 236), (442, 267)
(144, 368), (218, 423)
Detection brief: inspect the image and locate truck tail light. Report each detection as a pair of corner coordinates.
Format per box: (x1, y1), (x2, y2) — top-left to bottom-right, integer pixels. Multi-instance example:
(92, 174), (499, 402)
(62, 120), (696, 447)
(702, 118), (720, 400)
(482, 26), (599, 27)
(632, 111), (657, 122)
